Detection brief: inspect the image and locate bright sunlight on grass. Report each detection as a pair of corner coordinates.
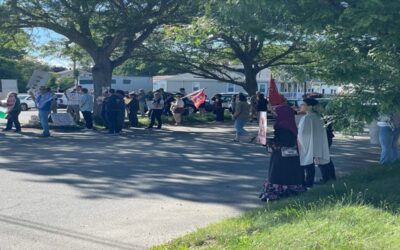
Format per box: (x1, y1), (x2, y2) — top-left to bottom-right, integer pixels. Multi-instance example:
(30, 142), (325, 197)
(153, 163), (400, 249)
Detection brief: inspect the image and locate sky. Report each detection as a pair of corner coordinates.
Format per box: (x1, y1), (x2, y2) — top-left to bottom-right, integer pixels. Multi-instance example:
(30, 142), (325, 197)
(28, 28), (71, 68)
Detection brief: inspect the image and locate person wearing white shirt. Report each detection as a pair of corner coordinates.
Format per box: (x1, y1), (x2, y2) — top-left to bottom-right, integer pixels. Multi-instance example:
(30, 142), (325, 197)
(297, 98), (330, 188)
(147, 92), (164, 129)
(79, 88), (94, 129)
(377, 112), (400, 165)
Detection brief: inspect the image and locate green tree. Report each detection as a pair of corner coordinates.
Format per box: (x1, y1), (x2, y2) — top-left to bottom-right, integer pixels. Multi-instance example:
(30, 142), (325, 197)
(152, 0), (326, 95)
(0, 28), (50, 92)
(2, 0), (197, 115)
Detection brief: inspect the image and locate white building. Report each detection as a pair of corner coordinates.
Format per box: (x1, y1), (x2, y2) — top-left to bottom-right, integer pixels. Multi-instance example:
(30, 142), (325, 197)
(153, 68), (340, 99)
(57, 70), (153, 92)
(78, 75), (153, 92)
(0, 79), (18, 99)
(153, 69), (273, 97)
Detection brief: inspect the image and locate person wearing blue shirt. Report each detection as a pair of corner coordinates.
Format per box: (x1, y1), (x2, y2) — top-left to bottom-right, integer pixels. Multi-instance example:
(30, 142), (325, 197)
(30, 86), (54, 137)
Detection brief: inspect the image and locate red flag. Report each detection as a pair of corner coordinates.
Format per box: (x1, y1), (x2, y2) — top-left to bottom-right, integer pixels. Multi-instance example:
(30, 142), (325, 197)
(191, 89), (206, 109)
(268, 76), (284, 106)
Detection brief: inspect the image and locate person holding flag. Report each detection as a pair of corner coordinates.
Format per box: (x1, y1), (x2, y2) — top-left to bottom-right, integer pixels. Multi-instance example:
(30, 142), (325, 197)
(190, 89), (206, 110)
(268, 77), (285, 107)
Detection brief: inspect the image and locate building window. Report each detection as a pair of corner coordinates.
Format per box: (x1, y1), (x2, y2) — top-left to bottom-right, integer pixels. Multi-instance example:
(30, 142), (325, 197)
(192, 82), (200, 92)
(111, 79), (116, 84)
(259, 84), (266, 93)
(79, 79), (93, 85)
(334, 90), (337, 95)
(330, 89), (334, 94)
(227, 83), (235, 92)
(311, 88), (314, 92)
(0, 82), (2, 92)
(123, 79), (131, 84)
(322, 89), (325, 94)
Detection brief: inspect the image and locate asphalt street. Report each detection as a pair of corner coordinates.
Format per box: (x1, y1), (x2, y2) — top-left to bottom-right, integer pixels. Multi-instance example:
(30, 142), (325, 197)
(0, 112), (380, 249)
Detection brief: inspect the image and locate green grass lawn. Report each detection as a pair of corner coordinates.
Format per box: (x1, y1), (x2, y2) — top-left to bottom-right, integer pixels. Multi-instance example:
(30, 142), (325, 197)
(153, 164), (400, 250)
(93, 111), (233, 129)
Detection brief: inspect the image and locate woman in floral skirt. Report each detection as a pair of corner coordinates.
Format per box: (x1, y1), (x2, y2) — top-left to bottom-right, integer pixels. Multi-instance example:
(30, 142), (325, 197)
(259, 101), (305, 202)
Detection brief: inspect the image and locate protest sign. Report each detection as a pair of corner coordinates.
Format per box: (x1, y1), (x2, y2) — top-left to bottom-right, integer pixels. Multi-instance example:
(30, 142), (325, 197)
(50, 113), (75, 126)
(257, 111), (267, 145)
(27, 70), (51, 94)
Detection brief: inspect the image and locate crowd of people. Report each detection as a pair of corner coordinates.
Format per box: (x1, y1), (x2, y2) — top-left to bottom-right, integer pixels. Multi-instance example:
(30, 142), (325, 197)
(2, 86), (397, 204)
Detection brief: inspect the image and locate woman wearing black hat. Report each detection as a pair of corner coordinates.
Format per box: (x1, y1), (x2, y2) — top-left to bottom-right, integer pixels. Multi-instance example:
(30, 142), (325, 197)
(298, 98), (331, 188)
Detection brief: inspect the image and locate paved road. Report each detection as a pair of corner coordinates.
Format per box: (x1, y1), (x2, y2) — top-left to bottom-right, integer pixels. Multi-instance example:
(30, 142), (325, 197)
(0, 120), (380, 249)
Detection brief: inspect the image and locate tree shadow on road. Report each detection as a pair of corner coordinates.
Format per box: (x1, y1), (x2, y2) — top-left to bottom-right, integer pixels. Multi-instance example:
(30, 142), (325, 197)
(0, 127), (267, 210)
(0, 128), (380, 210)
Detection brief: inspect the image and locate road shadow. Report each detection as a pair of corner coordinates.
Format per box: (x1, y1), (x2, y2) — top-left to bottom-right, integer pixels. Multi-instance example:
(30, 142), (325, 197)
(0, 126), (380, 209)
(0, 127), (267, 210)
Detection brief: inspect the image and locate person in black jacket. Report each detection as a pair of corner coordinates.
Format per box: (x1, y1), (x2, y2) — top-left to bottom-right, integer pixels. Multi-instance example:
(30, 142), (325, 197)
(115, 90), (126, 133)
(127, 92), (139, 127)
(3, 92), (21, 132)
(106, 89), (125, 134)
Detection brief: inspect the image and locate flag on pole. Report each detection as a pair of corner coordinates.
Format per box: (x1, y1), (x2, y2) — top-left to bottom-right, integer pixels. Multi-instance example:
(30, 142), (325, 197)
(190, 89), (206, 109)
(268, 75), (284, 106)
(0, 107), (7, 119)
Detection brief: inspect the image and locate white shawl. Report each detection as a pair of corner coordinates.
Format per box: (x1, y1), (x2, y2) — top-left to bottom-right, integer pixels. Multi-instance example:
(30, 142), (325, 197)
(298, 112), (330, 166)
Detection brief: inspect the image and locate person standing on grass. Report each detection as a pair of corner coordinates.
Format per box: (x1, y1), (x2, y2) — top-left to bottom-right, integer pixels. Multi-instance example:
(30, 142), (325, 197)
(105, 89), (119, 134)
(316, 121), (337, 184)
(79, 88), (94, 130)
(213, 94), (224, 122)
(29, 86), (54, 137)
(100, 90), (110, 129)
(115, 90), (126, 133)
(127, 92), (139, 128)
(2, 92), (21, 133)
(232, 93), (250, 142)
(147, 92), (164, 129)
(259, 102), (305, 202)
(377, 111), (400, 165)
(138, 89), (147, 117)
(297, 98), (330, 188)
(171, 93), (185, 125)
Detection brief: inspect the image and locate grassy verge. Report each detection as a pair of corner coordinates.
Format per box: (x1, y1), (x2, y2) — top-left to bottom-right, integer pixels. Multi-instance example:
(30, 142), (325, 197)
(153, 164), (400, 250)
(93, 111), (233, 129)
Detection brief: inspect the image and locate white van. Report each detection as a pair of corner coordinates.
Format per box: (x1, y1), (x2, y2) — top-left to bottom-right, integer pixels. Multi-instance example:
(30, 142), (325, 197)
(0, 79), (18, 99)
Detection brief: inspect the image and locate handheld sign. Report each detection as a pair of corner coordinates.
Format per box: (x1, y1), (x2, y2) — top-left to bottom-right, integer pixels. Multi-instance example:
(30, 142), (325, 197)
(257, 111), (268, 145)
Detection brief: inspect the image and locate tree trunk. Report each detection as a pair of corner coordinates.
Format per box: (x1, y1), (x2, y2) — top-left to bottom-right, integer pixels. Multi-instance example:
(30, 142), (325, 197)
(243, 71), (258, 96)
(92, 59), (113, 118)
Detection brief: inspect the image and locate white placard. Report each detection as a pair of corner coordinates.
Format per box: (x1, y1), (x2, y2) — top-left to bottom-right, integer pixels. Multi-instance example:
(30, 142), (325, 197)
(50, 113), (75, 126)
(257, 111), (268, 145)
(27, 70), (51, 93)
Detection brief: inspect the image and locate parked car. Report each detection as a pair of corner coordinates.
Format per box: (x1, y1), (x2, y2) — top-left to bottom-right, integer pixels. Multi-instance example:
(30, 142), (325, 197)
(55, 93), (69, 109)
(1, 94), (36, 111)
